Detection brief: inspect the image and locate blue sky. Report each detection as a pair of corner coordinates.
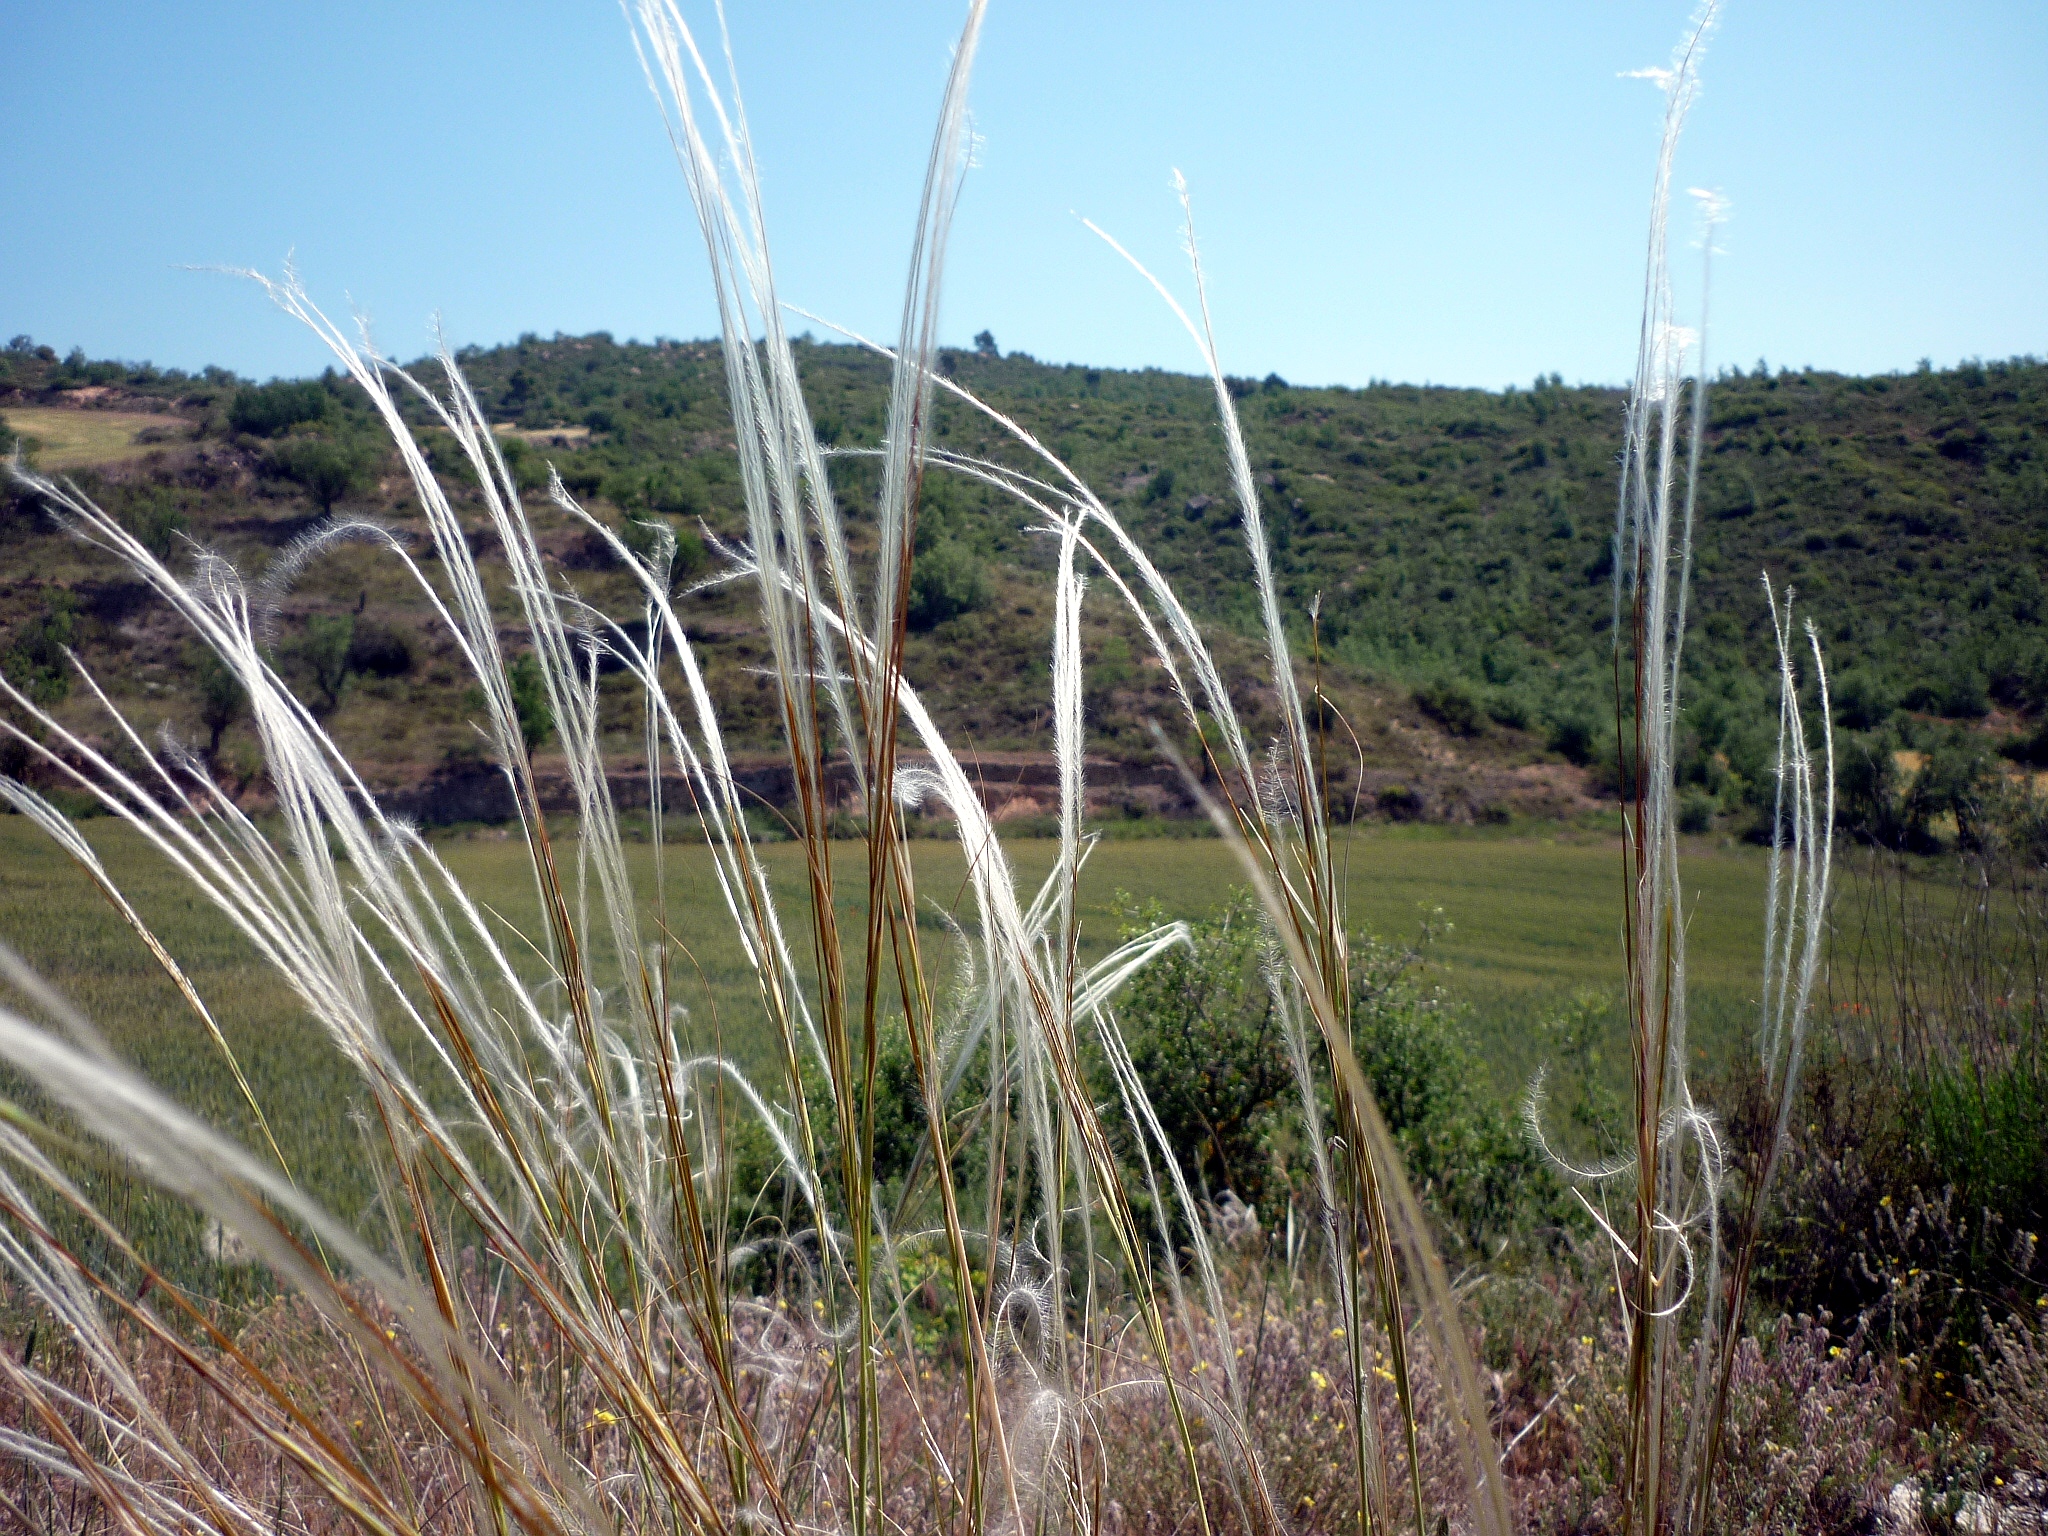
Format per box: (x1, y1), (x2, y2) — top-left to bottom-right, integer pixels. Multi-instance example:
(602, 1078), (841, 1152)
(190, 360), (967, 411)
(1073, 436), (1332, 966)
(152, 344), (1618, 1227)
(6, 2), (2043, 390)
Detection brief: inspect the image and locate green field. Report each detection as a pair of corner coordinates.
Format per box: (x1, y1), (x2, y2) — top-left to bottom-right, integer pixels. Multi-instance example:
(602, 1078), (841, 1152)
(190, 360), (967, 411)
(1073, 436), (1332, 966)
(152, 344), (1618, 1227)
(1, 404), (185, 469)
(0, 813), (1781, 1146)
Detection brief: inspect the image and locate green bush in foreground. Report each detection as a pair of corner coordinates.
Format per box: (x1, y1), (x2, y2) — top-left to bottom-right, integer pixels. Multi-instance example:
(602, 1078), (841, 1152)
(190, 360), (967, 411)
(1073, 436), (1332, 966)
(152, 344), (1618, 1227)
(1108, 890), (1574, 1259)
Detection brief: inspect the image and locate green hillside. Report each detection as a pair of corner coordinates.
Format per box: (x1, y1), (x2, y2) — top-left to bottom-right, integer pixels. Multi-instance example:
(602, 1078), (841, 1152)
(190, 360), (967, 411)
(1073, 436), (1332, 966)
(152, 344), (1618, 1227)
(3, 332), (2043, 837)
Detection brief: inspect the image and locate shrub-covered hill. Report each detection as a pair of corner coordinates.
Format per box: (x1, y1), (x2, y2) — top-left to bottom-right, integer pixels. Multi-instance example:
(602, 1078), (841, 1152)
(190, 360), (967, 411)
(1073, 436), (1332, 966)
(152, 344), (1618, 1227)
(2, 331), (2044, 831)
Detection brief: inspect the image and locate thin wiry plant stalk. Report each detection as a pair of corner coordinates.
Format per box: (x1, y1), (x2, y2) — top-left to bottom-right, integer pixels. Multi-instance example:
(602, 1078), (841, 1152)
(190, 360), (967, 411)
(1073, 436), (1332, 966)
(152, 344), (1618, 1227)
(810, 253), (1485, 1536)
(1680, 587), (1835, 1535)
(1593, 8), (1721, 1529)
(1502, 6), (1837, 1533)
(1079, 187), (1511, 1536)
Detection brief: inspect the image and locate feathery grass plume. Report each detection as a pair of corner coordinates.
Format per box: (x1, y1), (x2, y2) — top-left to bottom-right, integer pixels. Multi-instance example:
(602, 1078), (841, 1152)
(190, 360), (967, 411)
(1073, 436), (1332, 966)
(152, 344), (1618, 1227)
(1678, 578), (1835, 1533)
(1519, 2), (1833, 1529)
(1080, 183), (1514, 1534)
(624, 7), (1215, 1531)
(809, 177), (1519, 1524)
(1606, 7), (1720, 1527)
(808, 228), (1513, 1528)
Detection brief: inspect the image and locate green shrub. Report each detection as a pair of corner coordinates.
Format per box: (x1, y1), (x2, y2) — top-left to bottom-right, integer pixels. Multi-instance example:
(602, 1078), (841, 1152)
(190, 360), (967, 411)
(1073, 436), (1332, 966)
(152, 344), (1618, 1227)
(493, 435), (551, 493)
(1987, 637), (2048, 711)
(903, 477), (990, 631)
(1527, 991), (1624, 1157)
(118, 485), (188, 560)
(2000, 720), (2048, 767)
(1831, 668), (1896, 730)
(1347, 924), (1568, 1256)
(906, 539), (988, 631)
(1678, 790), (1716, 834)
(1943, 671), (1992, 720)
(191, 644), (245, 757)
(1903, 737), (1999, 849)
(1377, 784), (1425, 820)
(1105, 891), (1570, 1257)
(1903, 667), (1992, 721)
(1837, 732), (1909, 845)
(343, 621), (413, 679)
(1913, 1058), (2048, 1246)
(596, 460), (716, 518)
(1413, 678), (1484, 736)
(3, 591), (79, 706)
(619, 514), (710, 589)
(1548, 711), (1601, 767)
(508, 652), (553, 756)
(1754, 1052), (2046, 1383)
(1588, 736), (1643, 802)
(228, 380), (330, 437)
(1102, 891), (1293, 1212)
(1485, 688), (1534, 731)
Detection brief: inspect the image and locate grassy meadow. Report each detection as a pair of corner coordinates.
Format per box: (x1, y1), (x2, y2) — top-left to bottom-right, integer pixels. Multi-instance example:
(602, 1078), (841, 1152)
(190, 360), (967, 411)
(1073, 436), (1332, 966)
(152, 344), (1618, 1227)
(0, 810), (1787, 1230)
(0, 404), (185, 470)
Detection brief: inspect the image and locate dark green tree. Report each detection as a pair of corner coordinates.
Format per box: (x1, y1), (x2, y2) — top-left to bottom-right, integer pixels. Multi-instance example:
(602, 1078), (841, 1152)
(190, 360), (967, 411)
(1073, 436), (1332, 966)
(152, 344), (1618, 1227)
(906, 541), (988, 631)
(1830, 668), (1896, 731)
(192, 646), (246, 759)
(620, 515), (710, 594)
(344, 621), (413, 679)
(508, 653), (553, 757)
(905, 478), (988, 631)
(1837, 733), (1909, 846)
(1103, 891), (1292, 1208)
(299, 615), (354, 711)
(1904, 737), (1998, 850)
(1345, 917), (1564, 1254)
(270, 439), (368, 514)
(1413, 678), (1485, 737)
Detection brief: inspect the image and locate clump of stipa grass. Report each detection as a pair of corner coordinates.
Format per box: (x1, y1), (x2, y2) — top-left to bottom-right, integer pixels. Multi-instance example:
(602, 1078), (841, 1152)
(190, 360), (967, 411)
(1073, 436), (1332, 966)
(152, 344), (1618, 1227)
(1511, 3), (1842, 1531)
(0, 4), (1831, 1536)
